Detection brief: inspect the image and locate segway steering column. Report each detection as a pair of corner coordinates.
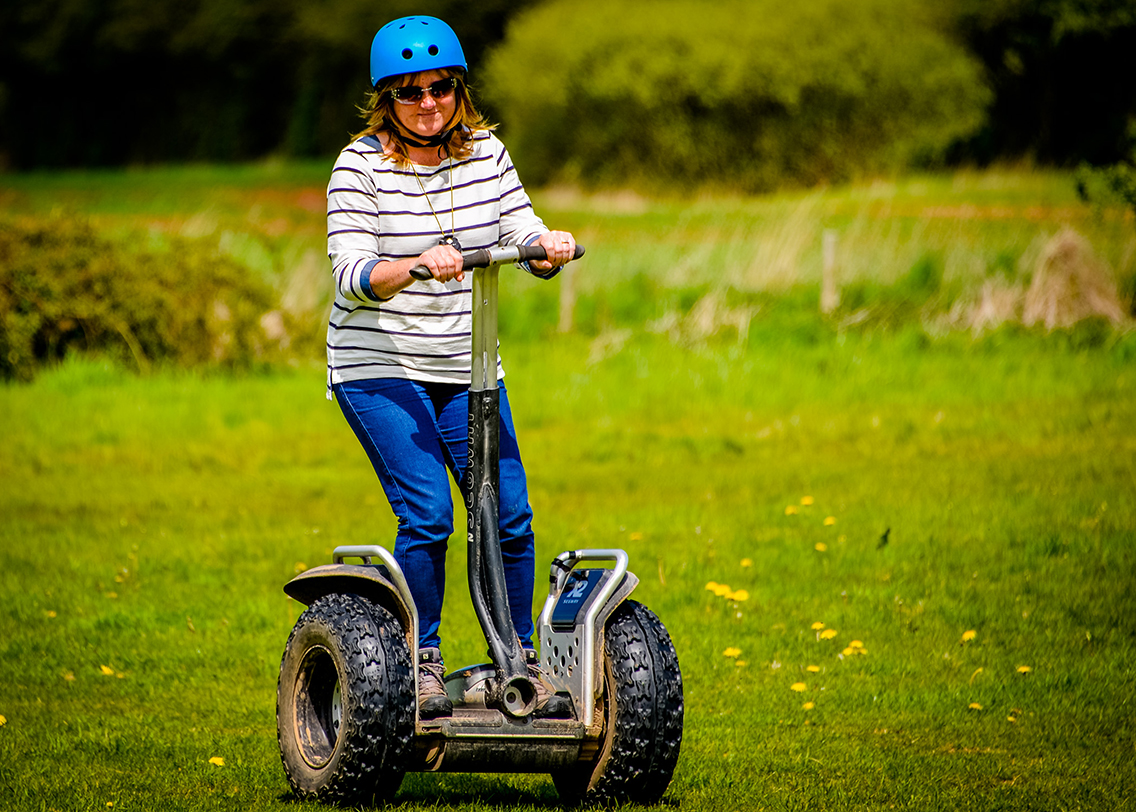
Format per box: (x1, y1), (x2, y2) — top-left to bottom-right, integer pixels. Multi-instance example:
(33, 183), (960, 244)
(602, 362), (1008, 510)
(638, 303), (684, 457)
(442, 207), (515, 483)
(412, 244), (584, 718)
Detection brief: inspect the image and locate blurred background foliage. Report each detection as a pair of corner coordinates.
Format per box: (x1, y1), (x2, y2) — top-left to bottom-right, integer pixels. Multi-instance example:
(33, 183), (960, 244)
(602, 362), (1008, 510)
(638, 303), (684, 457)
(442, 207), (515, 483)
(0, 0), (526, 168)
(485, 0), (991, 191)
(0, 0), (1134, 190)
(0, 214), (291, 381)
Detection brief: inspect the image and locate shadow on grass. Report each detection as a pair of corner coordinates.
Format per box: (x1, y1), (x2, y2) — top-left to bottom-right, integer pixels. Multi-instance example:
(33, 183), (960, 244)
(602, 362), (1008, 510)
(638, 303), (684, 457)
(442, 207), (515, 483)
(272, 773), (683, 810)
(394, 773), (563, 809)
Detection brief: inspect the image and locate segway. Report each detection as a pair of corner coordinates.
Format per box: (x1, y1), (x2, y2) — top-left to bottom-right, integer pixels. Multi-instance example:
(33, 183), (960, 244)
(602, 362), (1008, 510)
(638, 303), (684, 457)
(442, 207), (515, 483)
(275, 244), (683, 805)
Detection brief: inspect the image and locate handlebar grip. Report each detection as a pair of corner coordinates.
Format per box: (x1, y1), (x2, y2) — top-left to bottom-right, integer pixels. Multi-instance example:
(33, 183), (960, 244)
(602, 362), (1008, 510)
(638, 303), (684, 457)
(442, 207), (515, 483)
(514, 243), (587, 264)
(409, 244), (585, 281)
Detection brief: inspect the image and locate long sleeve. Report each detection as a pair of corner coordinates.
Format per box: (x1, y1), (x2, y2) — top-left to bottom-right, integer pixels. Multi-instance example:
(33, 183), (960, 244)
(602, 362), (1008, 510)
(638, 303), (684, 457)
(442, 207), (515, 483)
(327, 140), (384, 303)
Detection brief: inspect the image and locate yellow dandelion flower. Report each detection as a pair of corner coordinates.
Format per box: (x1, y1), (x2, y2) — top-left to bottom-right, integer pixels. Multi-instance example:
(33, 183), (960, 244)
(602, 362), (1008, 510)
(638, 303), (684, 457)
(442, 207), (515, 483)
(712, 583), (732, 597)
(0, 715), (6, 727)
(293, 562), (308, 574)
(849, 640), (864, 649)
(824, 516), (837, 526)
(961, 630), (977, 642)
(107, 803), (114, 809)
(801, 496), (814, 506)
(969, 702), (983, 710)
(1007, 716), (1017, 723)
(99, 665), (115, 676)
(1017, 665), (1032, 674)
(820, 629), (838, 640)
(740, 558), (753, 568)
(802, 701), (815, 710)
(705, 581), (720, 592)
(811, 621), (826, 630)
(857, 648), (868, 655)
(842, 647), (855, 656)
(209, 756), (225, 766)
(727, 589), (750, 602)
(785, 505), (799, 516)
(722, 647), (742, 658)
(791, 682), (807, 692)
(815, 542), (828, 552)
(735, 660), (747, 668)
(806, 665), (821, 673)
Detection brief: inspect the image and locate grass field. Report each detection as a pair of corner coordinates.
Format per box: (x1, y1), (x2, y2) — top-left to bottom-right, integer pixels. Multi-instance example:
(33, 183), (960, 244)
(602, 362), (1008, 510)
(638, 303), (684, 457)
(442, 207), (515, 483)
(1, 165), (1134, 810)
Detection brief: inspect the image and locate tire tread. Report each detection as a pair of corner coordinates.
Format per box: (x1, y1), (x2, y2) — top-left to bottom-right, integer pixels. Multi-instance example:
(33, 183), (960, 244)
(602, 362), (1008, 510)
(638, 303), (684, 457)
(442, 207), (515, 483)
(276, 592), (413, 803)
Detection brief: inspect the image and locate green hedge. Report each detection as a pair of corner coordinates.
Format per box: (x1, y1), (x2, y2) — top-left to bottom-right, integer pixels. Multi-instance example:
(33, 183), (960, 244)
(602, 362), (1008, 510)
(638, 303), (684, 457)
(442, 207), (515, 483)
(0, 215), (290, 382)
(484, 0), (990, 191)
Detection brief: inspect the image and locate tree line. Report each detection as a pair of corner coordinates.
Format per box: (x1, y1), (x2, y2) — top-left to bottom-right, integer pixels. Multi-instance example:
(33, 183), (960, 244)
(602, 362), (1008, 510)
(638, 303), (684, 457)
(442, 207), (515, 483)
(1, 0), (1133, 189)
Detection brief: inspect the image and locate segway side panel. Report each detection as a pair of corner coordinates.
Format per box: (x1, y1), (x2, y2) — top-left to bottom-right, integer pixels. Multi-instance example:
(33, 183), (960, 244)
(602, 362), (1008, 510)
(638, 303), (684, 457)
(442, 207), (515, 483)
(537, 549), (639, 729)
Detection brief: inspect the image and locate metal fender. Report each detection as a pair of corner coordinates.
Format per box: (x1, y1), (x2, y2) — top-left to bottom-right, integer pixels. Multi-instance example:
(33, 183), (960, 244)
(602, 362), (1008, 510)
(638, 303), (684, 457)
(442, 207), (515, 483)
(284, 562), (416, 653)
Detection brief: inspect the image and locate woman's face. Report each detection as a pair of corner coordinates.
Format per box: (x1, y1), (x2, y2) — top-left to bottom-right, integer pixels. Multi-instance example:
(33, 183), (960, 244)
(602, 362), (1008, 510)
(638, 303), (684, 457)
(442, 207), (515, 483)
(392, 70), (458, 139)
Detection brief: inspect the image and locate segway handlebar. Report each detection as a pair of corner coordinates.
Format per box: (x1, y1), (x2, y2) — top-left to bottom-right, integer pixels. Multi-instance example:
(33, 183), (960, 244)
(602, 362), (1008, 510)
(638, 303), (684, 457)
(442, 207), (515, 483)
(409, 243), (585, 281)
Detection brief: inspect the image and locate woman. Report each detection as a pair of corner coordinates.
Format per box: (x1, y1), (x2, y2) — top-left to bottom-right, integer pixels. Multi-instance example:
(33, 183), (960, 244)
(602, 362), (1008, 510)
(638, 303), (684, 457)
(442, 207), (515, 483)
(325, 15), (575, 720)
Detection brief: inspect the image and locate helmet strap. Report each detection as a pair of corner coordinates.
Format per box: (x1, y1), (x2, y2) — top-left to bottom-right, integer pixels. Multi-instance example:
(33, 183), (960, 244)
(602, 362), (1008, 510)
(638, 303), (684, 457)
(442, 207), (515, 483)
(393, 124), (459, 150)
(391, 104), (462, 151)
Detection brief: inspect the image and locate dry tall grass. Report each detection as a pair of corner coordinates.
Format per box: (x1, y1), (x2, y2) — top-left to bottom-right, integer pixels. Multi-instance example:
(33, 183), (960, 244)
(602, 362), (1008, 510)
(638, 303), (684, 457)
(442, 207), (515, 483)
(945, 227), (1130, 334)
(1023, 228), (1128, 329)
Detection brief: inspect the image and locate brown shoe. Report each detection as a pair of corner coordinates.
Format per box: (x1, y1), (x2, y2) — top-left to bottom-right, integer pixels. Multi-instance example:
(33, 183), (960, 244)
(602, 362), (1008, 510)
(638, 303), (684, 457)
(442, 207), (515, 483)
(417, 648), (453, 719)
(524, 648), (574, 719)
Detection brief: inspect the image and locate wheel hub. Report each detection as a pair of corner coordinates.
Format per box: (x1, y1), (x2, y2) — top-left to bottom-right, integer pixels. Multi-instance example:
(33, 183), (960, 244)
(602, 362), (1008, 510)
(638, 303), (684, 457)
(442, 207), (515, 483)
(293, 645), (341, 769)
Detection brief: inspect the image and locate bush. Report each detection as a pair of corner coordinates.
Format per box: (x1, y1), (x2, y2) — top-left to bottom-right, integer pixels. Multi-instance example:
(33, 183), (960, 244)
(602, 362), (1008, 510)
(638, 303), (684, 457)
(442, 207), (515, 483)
(0, 215), (290, 381)
(484, 0), (991, 192)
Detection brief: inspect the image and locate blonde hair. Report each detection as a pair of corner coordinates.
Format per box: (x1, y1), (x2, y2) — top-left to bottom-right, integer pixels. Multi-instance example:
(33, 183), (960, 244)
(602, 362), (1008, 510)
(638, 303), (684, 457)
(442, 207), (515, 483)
(353, 69), (494, 165)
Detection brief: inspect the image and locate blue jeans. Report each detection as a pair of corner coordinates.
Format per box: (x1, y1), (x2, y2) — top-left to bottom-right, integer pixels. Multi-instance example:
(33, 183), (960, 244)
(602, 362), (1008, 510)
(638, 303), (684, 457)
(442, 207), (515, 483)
(333, 377), (537, 651)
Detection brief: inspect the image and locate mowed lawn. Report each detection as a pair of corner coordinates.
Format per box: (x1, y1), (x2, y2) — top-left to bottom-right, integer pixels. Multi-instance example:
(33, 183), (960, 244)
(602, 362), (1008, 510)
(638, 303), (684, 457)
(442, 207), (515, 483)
(1, 164), (1134, 810)
(1, 325), (1133, 811)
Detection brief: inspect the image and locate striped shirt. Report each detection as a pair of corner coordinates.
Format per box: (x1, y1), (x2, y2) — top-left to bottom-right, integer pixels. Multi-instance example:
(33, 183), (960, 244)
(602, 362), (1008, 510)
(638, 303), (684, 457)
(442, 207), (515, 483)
(325, 130), (549, 396)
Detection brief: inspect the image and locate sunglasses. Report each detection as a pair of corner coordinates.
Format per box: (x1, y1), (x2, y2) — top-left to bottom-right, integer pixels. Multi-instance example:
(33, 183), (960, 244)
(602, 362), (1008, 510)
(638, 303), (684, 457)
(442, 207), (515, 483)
(390, 77), (458, 105)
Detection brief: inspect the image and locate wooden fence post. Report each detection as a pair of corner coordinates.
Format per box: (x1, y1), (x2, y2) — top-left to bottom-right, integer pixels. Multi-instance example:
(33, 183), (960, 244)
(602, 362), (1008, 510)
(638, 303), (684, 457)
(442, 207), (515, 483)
(821, 229), (840, 314)
(558, 265), (575, 333)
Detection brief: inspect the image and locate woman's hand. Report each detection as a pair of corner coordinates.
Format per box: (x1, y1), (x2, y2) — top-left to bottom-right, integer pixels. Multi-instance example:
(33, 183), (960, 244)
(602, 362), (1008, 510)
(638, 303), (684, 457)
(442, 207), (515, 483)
(531, 230), (576, 273)
(415, 243), (465, 283)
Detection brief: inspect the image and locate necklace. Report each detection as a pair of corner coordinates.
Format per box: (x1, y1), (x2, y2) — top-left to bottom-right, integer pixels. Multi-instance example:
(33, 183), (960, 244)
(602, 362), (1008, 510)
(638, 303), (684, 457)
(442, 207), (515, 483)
(409, 159), (461, 253)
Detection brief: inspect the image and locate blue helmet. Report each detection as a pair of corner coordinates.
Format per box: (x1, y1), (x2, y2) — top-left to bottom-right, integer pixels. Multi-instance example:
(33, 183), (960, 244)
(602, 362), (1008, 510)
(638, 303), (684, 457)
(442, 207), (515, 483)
(369, 16), (467, 88)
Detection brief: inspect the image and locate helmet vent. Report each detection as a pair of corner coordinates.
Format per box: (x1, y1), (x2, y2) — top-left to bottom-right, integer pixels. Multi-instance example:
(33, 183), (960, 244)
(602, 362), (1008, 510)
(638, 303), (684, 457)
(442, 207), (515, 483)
(402, 48), (413, 60)
(428, 45), (439, 55)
